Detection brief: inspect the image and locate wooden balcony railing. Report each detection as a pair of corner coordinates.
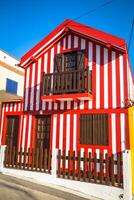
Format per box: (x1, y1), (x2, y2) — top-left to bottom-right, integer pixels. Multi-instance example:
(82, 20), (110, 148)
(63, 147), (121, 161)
(42, 68), (92, 95)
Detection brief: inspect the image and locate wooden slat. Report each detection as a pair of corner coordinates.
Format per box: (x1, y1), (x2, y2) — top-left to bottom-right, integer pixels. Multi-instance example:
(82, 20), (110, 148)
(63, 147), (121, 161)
(72, 151), (75, 180)
(111, 154), (115, 186)
(99, 152), (103, 183)
(31, 148), (35, 171)
(88, 152), (92, 182)
(78, 151), (81, 181)
(67, 150), (71, 179)
(23, 148), (27, 170)
(27, 148), (31, 170)
(19, 147), (23, 169)
(62, 150), (66, 178)
(57, 150), (61, 177)
(83, 152), (86, 181)
(105, 153), (110, 185)
(43, 148), (47, 172)
(94, 152), (97, 183)
(117, 153), (121, 187)
(48, 149), (51, 173)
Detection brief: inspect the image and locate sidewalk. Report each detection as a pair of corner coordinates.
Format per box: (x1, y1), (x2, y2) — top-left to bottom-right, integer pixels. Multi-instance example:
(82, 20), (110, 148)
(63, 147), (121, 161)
(0, 173), (101, 200)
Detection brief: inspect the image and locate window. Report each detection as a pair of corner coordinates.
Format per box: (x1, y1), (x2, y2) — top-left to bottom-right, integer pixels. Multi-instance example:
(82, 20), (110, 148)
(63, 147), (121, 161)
(6, 78), (18, 95)
(80, 114), (109, 146)
(54, 50), (85, 72)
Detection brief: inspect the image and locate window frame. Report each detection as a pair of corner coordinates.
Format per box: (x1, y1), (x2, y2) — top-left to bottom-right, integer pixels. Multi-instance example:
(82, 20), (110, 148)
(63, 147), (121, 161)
(79, 113), (109, 147)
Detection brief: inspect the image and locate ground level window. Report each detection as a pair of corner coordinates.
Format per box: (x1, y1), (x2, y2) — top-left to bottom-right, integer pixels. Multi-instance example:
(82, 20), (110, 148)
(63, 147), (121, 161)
(80, 114), (108, 146)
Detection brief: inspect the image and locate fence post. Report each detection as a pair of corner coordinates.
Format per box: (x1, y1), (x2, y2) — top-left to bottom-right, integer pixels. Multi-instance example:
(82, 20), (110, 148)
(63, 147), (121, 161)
(0, 145), (6, 172)
(51, 149), (58, 178)
(123, 150), (132, 200)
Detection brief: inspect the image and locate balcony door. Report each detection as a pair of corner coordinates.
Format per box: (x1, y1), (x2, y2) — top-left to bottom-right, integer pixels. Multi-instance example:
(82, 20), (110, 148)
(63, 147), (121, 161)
(35, 115), (51, 150)
(5, 116), (19, 148)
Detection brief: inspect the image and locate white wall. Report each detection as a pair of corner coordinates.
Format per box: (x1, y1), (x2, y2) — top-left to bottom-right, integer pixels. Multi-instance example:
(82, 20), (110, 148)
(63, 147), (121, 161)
(0, 50), (24, 97)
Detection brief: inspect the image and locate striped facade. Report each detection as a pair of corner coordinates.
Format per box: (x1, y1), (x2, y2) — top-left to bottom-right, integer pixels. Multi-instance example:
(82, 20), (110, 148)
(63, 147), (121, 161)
(0, 20), (134, 158)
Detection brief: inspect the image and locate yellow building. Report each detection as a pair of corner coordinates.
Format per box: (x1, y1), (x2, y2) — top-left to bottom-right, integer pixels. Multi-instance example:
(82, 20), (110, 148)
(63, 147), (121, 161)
(128, 106), (134, 196)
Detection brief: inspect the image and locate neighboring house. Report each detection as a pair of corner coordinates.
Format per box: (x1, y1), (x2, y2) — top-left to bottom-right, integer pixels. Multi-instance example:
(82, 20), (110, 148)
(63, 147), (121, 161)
(0, 20), (134, 200)
(0, 49), (24, 96)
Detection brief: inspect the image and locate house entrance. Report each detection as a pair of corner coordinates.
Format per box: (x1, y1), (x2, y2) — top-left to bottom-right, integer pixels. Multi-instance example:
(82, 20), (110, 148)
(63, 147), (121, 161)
(5, 116), (19, 148)
(35, 115), (51, 150)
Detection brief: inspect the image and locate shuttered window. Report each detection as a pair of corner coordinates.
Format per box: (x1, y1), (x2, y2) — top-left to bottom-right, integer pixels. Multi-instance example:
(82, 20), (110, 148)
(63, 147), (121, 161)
(80, 114), (109, 146)
(54, 50), (85, 72)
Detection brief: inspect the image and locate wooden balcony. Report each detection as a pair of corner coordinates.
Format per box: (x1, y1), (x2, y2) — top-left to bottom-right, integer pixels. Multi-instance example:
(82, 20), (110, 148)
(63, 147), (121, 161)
(42, 67), (92, 94)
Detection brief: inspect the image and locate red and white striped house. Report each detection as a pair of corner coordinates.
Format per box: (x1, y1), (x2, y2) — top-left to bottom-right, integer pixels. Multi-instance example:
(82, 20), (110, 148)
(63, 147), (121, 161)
(0, 19), (134, 159)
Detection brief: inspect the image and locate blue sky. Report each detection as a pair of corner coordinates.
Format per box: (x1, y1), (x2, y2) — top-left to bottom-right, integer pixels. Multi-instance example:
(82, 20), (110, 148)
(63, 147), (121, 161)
(0, 0), (134, 73)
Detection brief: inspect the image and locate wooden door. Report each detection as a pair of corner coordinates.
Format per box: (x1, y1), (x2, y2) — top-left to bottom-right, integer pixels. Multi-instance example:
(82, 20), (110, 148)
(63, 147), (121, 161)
(35, 115), (51, 150)
(5, 116), (19, 148)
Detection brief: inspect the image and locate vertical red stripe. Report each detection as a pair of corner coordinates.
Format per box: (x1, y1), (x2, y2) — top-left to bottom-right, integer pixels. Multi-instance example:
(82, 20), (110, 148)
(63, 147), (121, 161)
(116, 114), (121, 152)
(40, 55), (44, 110)
(24, 115), (29, 148)
(50, 114), (54, 150)
(56, 114), (60, 148)
(123, 53), (129, 103)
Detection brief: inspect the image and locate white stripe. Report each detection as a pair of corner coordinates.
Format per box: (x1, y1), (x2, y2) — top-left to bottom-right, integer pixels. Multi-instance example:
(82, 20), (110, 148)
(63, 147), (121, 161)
(52, 114), (57, 151)
(0, 105), (5, 145)
(120, 113), (126, 151)
(60, 101), (64, 110)
(14, 103), (17, 112)
(81, 39), (85, 49)
(96, 45), (100, 109)
(88, 42), (93, 70)
(68, 35), (71, 49)
(54, 103), (58, 110)
(44, 53), (48, 73)
(48, 102), (52, 110)
(74, 36), (78, 48)
(111, 114), (116, 154)
(74, 102), (77, 110)
(88, 100), (92, 109)
(36, 57), (42, 111)
(104, 48), (108, 108)
(21, 28), (65, 66)
(5, 104), (8, 112)
(42, 101), (46, 110)
(66, 114), (70, 152)
(10, 103), (13, 112)
(59, 114), (63, 152)
(119, 54), (124, 108)
(112, 51), (117, 108)
(30, 63), (35, 111)
(80, 148), (84, 169)
(24, 67), (30, 111)
(27, 115), (32, 149)
(67, 101), (71, 109)
(18, 103), (21, 111)
(73, 114), (77, 151)
(57, 42), (60, 54)
(63, 37), (66, 50)
(22, 116), (26, 150)
(50, 47), (54, 73)
(80, 100), (84, 109)
(96, 149), (100, 172)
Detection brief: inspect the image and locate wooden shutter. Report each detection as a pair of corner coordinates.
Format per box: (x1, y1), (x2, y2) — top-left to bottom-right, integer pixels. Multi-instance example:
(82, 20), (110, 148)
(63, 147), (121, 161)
(54, 54), (63, 72)
(77, 51), (85, 69)
(80, 114), (108, 146)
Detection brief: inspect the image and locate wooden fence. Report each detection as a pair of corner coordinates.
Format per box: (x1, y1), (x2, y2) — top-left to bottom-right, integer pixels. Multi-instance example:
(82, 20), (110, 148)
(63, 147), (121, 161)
(57, 150), (123, 188)
(4, 146), (51, 173)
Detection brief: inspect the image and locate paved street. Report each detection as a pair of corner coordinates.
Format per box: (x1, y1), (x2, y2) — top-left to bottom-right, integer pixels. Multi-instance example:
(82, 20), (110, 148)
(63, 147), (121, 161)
(0, 173), (94, 200)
